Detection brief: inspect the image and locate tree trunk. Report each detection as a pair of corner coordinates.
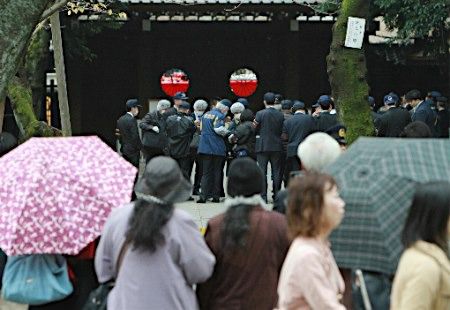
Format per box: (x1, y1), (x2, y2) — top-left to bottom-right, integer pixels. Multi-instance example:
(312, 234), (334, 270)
(0, 0), (51, 101)
(26, 27), (51, 118)
(0, 99), (5, 133)
(327, 0), (374, 144)
(6, 78), (61, 138)
(50, 12), (72, 136)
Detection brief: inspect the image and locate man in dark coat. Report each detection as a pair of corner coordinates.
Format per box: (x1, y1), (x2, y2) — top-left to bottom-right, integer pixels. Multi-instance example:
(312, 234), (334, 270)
(377, 92), (411, 137)
(407, 89), (437, 136)
(435, 96), (449, 138)
(254, 92), (285, 202)
(165, 101), (196, 180)
(139, 99), (171, 163)
(281, 101), (315, 185)
(313, 95), (339, 132)
(116, 99), (142, 168)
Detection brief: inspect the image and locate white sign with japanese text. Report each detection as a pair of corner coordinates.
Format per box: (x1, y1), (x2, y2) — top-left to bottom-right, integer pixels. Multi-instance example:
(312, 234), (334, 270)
(345, 17), (366, 49)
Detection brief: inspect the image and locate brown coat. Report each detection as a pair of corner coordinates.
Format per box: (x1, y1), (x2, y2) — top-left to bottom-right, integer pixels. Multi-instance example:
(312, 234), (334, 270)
(196, 206), (290, 310)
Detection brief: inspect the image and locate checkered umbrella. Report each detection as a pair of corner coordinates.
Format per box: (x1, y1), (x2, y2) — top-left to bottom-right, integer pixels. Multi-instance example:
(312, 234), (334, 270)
(326, 137), (450, 275)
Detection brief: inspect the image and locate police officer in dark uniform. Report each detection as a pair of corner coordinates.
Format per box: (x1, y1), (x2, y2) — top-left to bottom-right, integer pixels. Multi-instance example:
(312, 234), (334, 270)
(282, 101), (316, 185)
(377, 92), (411, 137)
(165, 101), (196, 180)
(254, 92), (285, 202)
(313, 95), (339, 132)
(116, 99), (142, 168)
(166, 91), (189, 117)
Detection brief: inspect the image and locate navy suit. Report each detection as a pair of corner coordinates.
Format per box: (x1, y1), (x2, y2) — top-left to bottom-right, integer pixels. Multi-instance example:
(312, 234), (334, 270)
(282, 112), (316, 184)
(315, 111), (339, 132)
(412, 100), (437, 136)
(254, 107), (284, 201)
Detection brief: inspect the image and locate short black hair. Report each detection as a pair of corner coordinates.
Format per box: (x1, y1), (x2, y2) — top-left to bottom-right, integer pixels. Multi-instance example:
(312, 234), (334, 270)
(402, 182), (450, 253)
(227, 157), (264, 197)
(399, 121), (432, 138)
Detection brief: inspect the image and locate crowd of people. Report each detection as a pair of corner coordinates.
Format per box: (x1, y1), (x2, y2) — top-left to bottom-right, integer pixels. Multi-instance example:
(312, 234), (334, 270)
(0, 87), (448, 310)
(92, 154), (449, 310)
(116, 89), (449, 202)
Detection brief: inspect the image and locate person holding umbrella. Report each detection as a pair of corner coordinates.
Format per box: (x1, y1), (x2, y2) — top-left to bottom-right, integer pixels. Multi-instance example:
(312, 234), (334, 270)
(95, 156), (215, 310)
(277, 173), (346, 309)
(391, 182), (450, 310)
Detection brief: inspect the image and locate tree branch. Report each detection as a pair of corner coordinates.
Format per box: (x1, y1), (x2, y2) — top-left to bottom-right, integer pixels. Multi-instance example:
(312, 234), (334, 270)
(40, 0), (69, 23)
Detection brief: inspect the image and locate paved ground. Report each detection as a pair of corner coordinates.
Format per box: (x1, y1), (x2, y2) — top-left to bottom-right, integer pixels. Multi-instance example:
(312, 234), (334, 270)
(141, 158), (277, 230)
(176, 196), (273, 232)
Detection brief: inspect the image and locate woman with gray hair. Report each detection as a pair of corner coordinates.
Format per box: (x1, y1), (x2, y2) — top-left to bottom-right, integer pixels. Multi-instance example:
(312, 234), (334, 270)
(297, 132), (342, 172)
(193, 99), (208, 119)
(229, 102), (246, 132)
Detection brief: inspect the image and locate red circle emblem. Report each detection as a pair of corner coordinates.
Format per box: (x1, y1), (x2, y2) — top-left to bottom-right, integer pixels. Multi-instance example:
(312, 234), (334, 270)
(229, 68), (258, 97)
(160, 69), (190, 96)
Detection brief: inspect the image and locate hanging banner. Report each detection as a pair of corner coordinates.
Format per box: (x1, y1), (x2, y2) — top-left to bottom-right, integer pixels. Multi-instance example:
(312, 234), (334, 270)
(345, 17), (366, 49)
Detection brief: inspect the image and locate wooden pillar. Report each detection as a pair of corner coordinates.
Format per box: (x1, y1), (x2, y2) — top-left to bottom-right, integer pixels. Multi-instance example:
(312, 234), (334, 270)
(50, 12), (72, 136)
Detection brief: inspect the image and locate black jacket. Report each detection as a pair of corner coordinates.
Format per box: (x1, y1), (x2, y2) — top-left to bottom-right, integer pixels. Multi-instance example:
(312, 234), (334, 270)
(436, 109), (450, 138)
(314, 111), (339, 132)
(254, 107), (284, 153)
(116, 113), (142, 158)
(282, 112), (316, 158)
(165, 113), (196, 158)
(377, 107), (411, 137)
(234, 121), (256, 157)
(412, 100), (437, 136)
(139, 110), (168, 150)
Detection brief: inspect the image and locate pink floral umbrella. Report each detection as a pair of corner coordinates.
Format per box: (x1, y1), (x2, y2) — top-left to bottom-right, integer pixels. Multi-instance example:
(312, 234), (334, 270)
(0, 136), (137, 255)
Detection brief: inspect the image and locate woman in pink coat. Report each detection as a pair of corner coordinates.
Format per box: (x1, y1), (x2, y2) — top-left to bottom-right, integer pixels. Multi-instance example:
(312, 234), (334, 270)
(277, 173), (346, 309)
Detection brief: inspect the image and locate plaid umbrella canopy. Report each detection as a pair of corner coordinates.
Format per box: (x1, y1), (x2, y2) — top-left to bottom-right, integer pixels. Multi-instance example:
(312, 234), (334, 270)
(0, 136), (137, 255)
(326, 137), (450, 275)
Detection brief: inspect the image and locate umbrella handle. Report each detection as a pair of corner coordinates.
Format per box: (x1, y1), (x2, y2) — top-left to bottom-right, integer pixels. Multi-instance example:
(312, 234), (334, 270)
(355, 269), (372, 310)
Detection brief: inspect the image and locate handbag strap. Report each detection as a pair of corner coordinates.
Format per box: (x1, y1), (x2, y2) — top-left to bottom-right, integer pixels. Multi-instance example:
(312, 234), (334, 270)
(115, 239), (131, 279)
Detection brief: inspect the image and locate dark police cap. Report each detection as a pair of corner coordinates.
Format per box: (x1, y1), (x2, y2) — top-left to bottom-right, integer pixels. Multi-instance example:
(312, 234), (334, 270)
(428, 91), (441, 99)
(317, 95), (332, 108)
(220, 98), (232, 108)
(173, 92), (189, 100)
(126, 99), (141, 109)
(237, 98), (249, 107)
(384, 92), (399, 105)
(326, 124), (347, 145)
